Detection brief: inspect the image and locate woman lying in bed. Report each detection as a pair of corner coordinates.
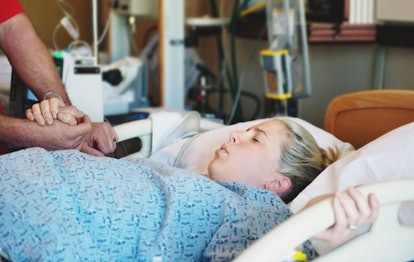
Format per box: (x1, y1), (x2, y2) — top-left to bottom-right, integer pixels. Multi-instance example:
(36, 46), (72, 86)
(0, 100), (376, 261)
(0, 147), (378, 261)
(27, 99), (338, 204)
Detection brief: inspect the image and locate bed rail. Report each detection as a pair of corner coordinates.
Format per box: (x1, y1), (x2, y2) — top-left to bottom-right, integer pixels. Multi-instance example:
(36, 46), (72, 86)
(235, 179), (414, 262)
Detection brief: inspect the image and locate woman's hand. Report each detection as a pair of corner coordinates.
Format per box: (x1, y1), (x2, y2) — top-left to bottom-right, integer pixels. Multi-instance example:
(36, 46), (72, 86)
(26, 97), (84, 126)
(313, 187), (380, 247)
(26, 97), (64, 125)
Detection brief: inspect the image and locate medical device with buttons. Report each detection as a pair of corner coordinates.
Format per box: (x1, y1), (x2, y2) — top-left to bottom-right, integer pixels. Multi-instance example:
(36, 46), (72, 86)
(9, 51), (103, 122)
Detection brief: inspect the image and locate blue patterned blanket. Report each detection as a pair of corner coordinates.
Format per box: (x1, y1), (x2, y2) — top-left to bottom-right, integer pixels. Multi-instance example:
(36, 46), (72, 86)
(0, 148), (314, 261)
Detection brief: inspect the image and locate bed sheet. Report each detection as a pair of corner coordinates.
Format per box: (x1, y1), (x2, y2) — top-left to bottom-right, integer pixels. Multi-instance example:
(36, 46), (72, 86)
(0, 148), (315, 261)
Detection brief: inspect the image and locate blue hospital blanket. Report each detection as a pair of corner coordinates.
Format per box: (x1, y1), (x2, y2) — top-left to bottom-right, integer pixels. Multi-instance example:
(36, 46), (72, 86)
(0, 148), (315, 261)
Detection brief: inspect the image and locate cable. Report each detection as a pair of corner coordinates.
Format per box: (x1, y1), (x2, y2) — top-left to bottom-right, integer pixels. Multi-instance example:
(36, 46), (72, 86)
(127, 21), (140, 57)
(52, 23), (63, 51)
(227, 0), (253, 123)
(66, 40), (93, 55)
(226, 25), (266, 124)
(97, 9), (112, 45)
(225, 0), (263, 124)
(53, 0), (80, 51)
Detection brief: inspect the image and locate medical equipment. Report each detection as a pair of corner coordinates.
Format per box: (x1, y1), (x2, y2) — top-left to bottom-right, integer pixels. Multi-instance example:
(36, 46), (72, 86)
(260, 0), (311, 116)
(54, 51), (104, 122)
(102, 56), (149, 116)
(109, 0), (157, 62)
(101, 1), (156, 115)
(8, 69), (35, 119)
(260, 49), (292, 100)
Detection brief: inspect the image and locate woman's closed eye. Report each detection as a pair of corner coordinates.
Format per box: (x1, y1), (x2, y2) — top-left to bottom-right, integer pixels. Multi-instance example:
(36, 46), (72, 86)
(252, 133), (266, 143)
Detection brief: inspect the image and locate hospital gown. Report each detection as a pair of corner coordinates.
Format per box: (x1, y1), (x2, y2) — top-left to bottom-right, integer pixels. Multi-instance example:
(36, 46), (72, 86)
(0, 148), (315, 261)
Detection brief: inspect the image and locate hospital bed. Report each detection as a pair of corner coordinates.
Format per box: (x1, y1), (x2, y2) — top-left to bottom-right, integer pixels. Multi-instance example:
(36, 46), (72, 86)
(113, 89), (414, 261)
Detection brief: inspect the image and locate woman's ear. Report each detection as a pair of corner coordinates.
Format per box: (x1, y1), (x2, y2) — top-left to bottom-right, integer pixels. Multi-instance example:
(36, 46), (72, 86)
(264, 175), (291, 195)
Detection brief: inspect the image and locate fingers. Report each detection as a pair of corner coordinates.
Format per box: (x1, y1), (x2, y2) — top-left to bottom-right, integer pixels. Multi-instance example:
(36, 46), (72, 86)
(312, 193), (354, 246)
(80, 122), (118, 156)
(57, 112), (78, 126)
(331, 192), (348, 229)
(340, 188), (379, 227)
(58, 106), (86, 119)
(367, 193), (380, 222)
(113, 130), (119, 144)
(48, 97), (63, 118)
(39, 99), (54, 125)
(26, 97), (65, 126)
(92, 122), (118, 154)
(336, 188), (362, 226)
(27, 100), (85, 127)
(29, 103), (46, 125)
(26, 108), (35, 122)
(313, 188), (379, 248)
(347, 188), (369, 224)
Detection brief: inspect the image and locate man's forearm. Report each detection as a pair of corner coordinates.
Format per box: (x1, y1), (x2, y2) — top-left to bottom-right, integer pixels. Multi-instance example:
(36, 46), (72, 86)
(0, 114), (34, 148)
(0, 13), (71, 105)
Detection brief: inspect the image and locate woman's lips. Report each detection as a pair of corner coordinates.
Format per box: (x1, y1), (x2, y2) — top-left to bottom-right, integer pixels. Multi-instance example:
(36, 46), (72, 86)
(216, 144), (229, 154)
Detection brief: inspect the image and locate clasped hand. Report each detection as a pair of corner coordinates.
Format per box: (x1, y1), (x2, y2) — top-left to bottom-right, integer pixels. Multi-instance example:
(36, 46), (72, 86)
(26, 97), (118, 156)
(26, 97), (85, 126)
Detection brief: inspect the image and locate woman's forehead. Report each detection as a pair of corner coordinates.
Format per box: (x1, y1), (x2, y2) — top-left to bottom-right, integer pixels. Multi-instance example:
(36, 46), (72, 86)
(255, 119), (285, 131)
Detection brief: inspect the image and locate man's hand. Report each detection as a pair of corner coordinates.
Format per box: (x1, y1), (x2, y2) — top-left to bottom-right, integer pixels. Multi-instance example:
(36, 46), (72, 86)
(80, 120), (118, 156)
(28, 118), (92, 151)
(27, 99), (118, 156)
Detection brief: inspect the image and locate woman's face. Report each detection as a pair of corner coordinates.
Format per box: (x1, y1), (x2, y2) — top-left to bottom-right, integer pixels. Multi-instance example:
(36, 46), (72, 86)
(208, 120), (288, 188)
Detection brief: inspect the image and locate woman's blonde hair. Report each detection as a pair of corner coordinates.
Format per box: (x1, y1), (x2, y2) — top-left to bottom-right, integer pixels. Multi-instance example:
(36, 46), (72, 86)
(273, 117), (340, 203)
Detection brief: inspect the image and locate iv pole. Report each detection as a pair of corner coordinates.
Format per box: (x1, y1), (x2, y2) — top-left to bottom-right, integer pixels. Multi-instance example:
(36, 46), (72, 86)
(92, 0), (98, 65)
(158, 0), (185, 110)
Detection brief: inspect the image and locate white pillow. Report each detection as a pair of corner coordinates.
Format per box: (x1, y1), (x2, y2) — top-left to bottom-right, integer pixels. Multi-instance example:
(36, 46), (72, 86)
(150, 117), (354, 175)
(289, 122), (414, 225)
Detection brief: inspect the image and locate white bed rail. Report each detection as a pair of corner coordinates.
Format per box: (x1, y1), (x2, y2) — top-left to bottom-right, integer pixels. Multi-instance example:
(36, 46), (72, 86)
(113, 118), (224, 158)
(234, 179), (414, 262)
(113, 119), (152, 158)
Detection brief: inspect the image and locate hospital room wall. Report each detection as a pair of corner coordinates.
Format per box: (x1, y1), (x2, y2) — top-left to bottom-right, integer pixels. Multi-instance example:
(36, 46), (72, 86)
(198, 34), (414, 127)
(300, 44), (414, 127)
(19, 0), (93, 52)
(199, 37), (355, 127)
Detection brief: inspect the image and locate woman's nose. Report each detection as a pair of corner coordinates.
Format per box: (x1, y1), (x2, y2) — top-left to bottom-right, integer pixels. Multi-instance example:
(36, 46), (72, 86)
(229, 131), (243, 143)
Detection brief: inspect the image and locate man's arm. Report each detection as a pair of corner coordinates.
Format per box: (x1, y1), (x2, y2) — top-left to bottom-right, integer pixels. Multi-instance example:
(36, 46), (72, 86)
(0, 114), (91, 150)
(0, 13), (71, 105)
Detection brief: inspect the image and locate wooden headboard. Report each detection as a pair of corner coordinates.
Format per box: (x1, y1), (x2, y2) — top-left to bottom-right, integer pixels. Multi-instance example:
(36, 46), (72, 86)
(324, 89), (414, 149)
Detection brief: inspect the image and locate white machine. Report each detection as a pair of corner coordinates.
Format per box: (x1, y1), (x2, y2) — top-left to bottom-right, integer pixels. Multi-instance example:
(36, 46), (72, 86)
(101, 56), (149, 116)
(54, 51), (150, 121)
(56, 52), (104, 122)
